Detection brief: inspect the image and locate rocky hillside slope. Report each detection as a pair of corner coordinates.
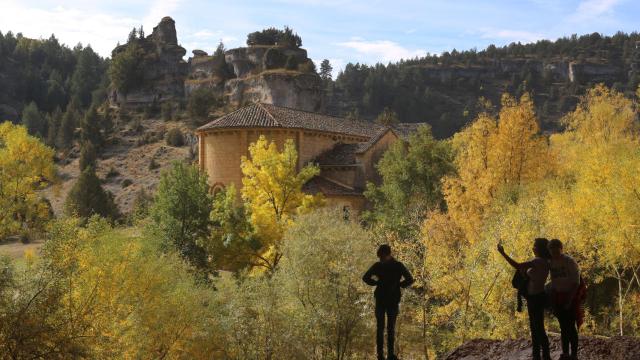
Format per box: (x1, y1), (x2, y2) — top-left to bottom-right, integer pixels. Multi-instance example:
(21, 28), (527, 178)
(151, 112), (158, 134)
(444, 336), (640, 360)
(43, 117), (195, 216)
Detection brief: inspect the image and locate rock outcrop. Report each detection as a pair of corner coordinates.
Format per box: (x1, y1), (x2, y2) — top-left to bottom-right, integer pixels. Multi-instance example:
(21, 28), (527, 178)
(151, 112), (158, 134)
(224, 72), (321, 111)
(186, 44), (322, 112)
(110, 17), (188, 107)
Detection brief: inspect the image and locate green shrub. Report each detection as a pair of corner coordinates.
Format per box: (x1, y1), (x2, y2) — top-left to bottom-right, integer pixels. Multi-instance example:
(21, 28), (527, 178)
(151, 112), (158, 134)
(148, 157), (160, 170)
(298, 59), (316, 73)
(64, 167), (119, 220)
(161, 102), (173, 121)
(165, 128), (184, 147)
(285, 55), (299, 70)
(187, 87), (219, 119)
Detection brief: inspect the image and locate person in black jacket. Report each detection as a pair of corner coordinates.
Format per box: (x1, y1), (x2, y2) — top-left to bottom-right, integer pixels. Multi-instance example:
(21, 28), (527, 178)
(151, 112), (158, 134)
(363, 244), (414, 360)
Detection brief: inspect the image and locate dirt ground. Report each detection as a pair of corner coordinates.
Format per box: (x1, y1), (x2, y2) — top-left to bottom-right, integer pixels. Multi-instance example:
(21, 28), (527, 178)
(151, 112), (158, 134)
(0, 239), (44, 259)
(444, 335), (640, 360)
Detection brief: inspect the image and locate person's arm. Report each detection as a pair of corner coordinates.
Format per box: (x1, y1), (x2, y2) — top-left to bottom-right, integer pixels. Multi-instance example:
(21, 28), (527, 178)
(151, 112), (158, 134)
(497, 244), (533, 272)
(399, 263), (414, 288)
(362, 263), (378, 286)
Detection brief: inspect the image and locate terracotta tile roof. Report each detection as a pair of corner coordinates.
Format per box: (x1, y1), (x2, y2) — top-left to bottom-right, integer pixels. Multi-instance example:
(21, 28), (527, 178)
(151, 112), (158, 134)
(197, 103), (387, 138)
(392, 123), (429, 140)
(302, 176), (363, 196)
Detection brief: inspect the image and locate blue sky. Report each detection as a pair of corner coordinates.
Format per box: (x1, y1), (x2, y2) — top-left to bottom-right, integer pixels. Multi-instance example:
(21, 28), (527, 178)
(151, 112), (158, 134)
(1, 0), (639, 72)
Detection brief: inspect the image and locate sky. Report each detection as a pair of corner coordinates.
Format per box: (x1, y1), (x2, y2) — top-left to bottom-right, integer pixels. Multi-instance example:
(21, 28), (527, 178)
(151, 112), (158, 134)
(1, 0), (639, 72)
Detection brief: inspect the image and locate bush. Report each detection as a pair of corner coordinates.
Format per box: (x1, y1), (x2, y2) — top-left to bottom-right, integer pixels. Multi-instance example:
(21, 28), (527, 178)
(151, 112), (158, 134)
(215, 208), (376, 358)
(106, 167), (120, 178)
(285, 55), (299, 70)
(165, 128), (185, 147)
(298, 59), (316, 73)
(143, 100), (160, 119)
(187, 87), (219, 119)
(0, 218), (222, 358)
(246, 26), (302, 48)
(149, 161), (213, 273)
(148, 157), (160, 170)
(161, 102), (173, 121)
(64, 167), (119, 220)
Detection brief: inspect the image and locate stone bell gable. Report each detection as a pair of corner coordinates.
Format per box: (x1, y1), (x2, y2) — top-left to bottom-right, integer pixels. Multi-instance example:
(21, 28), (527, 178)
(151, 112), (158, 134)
(196, 103), (426, 211)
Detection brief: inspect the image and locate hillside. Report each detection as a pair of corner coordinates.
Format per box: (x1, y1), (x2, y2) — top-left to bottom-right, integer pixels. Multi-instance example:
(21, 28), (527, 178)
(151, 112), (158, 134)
(329, 32), (640, 138)
(42, 116), (195, 216)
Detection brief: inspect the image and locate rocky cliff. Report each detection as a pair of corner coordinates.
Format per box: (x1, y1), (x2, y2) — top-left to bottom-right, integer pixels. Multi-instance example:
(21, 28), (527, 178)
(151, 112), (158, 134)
(110, 17), (188, 107)
(186, 44), (323, 112)
(112, 18), (323, 112)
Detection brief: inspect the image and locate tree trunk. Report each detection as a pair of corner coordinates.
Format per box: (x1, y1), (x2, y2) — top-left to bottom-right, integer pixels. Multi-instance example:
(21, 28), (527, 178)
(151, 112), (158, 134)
(422, 305), (430, 360)
(615, 267), (624, 336)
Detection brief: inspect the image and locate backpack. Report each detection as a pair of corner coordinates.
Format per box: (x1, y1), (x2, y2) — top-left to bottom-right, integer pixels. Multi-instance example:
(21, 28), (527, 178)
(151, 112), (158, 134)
(512, 270), (529, 312)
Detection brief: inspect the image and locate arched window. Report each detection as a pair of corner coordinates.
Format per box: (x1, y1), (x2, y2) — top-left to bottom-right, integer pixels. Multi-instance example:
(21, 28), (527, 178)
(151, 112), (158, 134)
(210, 182), (225, 196)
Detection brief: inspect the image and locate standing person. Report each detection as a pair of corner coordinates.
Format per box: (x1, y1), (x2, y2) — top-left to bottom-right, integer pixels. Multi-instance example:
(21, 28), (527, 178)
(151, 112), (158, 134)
(497, 238), (552, 360)
(548, 239), (581, 360)
(362, 244), (414, 360)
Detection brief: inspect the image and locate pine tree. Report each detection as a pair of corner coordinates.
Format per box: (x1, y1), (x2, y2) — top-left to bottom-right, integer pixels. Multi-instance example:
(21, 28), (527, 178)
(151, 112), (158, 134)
(45, 70), (67, 112)
(57, 100), (81, 149)
(64, 166), (119, 219)
(127, 27), (138, 43)
(78, 141), (97, 171)
(319, 59), (333, 81)
(375, 107), (400, 126)
(70, 46), (103, 108)
(80, 105), (103, 148)
(45, 107), (62, 148)
(21, 102), (46, 138)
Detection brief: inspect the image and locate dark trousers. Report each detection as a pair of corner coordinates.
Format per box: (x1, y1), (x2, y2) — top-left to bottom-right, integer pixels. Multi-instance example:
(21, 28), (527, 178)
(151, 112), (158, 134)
(375, 299), (399, 359)
(526, 293), (550, 360)
(555, 307), (579, 356)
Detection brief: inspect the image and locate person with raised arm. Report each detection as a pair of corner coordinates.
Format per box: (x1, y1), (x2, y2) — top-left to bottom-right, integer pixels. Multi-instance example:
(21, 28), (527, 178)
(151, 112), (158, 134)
(497, 238), (552, 360)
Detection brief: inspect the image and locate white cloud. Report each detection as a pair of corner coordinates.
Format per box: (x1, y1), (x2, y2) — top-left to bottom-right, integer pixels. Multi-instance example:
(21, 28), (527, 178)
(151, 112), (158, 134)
(571, 0), (621, 22)
(0, 1), (137, 57)
(479, 28), (545, 43)
(337, 38), (424, 63)
(142, 0), (182, 31)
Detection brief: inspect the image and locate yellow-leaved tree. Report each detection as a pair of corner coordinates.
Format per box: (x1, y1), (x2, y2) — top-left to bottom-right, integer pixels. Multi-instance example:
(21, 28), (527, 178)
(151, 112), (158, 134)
(0, 122), (55, 239)
(240, 135), (322, 270)
(443, 93), (550, 243)
(421, 94), (553, 352)
(545, 85), (640, 335)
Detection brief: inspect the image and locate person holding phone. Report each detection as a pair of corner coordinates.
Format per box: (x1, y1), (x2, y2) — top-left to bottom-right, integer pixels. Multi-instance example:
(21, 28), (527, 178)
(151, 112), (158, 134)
(497, 238), (552, 360)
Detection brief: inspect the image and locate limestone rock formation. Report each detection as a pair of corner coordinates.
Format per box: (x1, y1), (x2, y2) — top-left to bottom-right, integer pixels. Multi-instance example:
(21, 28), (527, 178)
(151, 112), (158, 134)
(225, 72), (322, 111)
(110, 17), (188, 107)
(184, 49), (229, 98)
(186, 44), (322, 112)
